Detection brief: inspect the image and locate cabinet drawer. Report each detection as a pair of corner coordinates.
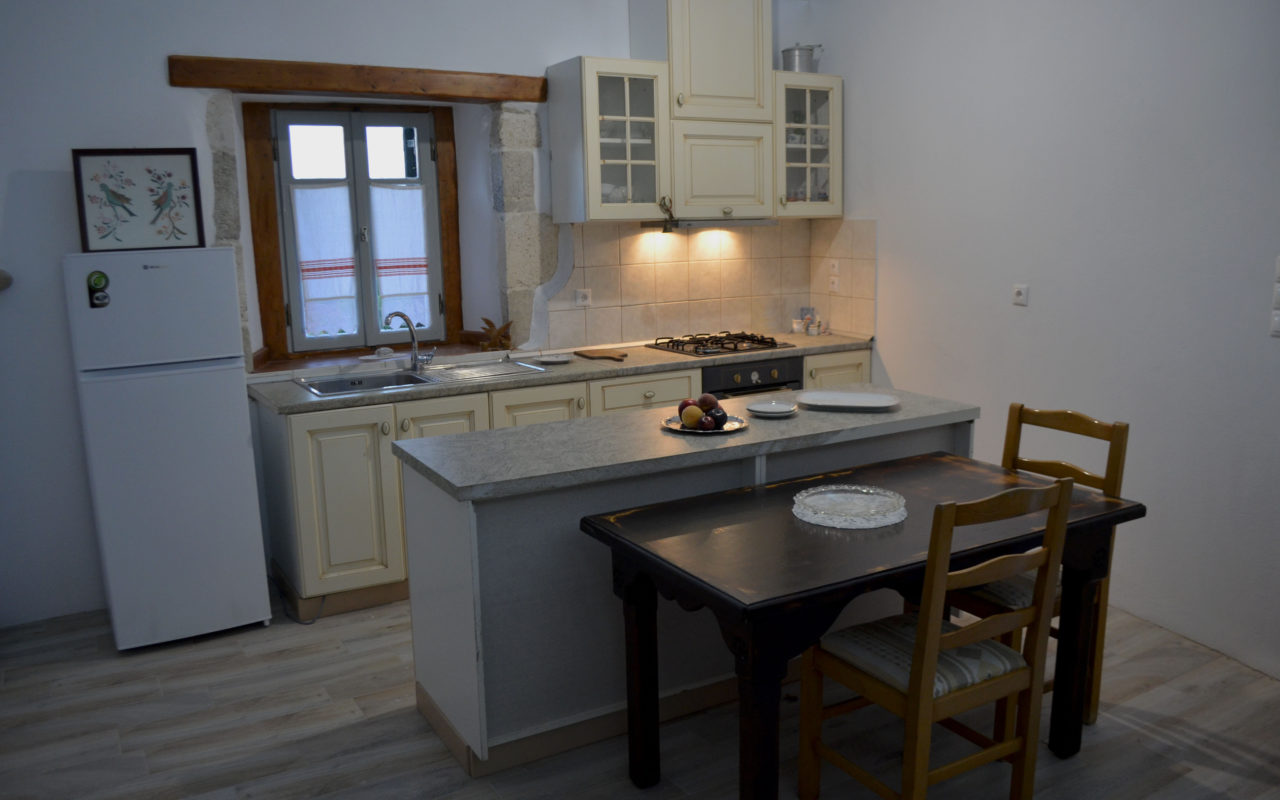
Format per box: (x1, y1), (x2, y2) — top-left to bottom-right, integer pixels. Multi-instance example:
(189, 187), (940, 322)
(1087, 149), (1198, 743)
(589, 370), (702, 414)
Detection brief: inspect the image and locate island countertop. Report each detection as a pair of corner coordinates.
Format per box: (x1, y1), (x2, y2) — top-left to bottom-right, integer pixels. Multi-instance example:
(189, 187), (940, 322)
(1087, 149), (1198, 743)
(393, 387), (979, 502)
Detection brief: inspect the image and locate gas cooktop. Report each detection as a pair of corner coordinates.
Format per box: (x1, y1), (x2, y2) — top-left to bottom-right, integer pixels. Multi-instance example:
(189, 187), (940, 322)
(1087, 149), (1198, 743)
(646, 331), (795, 357)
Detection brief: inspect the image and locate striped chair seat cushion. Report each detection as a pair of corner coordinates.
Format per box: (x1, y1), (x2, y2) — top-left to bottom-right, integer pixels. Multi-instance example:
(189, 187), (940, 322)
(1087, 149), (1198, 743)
(820, 613), (1025, 698)
(967, 567), (1063, 610)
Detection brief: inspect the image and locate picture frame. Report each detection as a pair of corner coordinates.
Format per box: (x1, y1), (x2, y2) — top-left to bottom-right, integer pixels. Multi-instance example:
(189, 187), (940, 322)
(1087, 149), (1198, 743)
(72, 148), (206, 252)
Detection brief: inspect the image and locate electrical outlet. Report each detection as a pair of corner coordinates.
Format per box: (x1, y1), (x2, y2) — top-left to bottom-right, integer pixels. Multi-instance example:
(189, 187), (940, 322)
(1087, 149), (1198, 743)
(1273, 283), (1280, 311)
(829, 260), (839, 274)
(574, 288), (591, 307)
(1275, 255), (1280, 282)
(1012, 283), (1029, 306)
(828, 274), (839, 291)
(1272, 311), (1280, 337)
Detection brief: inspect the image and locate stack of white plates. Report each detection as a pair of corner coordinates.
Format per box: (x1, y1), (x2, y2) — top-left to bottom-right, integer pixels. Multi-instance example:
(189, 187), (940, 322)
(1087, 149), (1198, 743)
(745, 399), (799, 418)
(795, 391), (899, 411)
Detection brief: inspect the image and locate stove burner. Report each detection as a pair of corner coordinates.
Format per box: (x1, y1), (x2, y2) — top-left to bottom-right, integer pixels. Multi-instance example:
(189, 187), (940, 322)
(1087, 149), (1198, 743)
(647, 331), (793, 357)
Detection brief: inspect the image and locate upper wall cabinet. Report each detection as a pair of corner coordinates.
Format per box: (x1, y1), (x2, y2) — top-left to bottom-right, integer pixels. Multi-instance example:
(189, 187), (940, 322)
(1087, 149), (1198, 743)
(548, 56), (673, 224)
(671, 120), (773, 219)
(667, 0), (773, 122)
(774, 71), (843, 218)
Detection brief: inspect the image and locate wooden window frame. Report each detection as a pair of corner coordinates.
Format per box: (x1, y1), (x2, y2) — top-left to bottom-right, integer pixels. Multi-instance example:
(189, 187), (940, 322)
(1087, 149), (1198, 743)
(244, 102), (462, 366)
(167, 55), (548, 370)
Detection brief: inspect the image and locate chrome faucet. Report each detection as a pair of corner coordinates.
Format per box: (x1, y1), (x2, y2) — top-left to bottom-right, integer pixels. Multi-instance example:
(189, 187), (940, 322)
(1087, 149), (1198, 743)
(383, 312), (435, 371)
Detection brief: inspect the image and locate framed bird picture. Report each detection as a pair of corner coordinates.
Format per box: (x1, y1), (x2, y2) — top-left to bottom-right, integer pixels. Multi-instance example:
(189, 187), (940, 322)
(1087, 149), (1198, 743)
(72, 148), (206, 251)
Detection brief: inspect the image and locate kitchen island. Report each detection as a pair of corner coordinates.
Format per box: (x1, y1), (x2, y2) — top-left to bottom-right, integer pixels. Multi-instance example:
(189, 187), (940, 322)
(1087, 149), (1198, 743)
(393, 387), (978, 776)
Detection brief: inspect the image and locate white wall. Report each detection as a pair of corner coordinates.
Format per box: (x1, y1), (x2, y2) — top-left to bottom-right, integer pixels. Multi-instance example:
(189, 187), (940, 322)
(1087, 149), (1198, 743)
(777, 0), (1280, 677)
(0, 0), (630, 627)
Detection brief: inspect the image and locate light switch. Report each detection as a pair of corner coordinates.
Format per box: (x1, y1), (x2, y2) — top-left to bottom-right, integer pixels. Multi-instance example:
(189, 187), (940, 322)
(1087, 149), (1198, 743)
(1272, 311), (1280, 337)
(574, 288), (591, 307)
(1012, 283), (1029, 306)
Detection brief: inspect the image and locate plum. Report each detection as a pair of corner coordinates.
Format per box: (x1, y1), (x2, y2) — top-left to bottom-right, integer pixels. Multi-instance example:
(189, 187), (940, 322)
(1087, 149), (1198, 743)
(697, 393), (719, 412)
(697, 414), (717, 431)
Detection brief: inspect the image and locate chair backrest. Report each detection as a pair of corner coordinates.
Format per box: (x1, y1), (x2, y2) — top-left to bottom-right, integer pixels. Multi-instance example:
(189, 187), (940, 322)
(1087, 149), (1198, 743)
(1002, 403), (1128, 497)
(909, 478), (1074, 702)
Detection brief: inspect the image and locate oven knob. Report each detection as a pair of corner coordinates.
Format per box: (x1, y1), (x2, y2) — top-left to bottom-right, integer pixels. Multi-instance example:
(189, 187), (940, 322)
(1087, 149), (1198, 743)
(733, 373), (741, 384)
(770, 368), (779, 380)
(750, 370), (761, 384)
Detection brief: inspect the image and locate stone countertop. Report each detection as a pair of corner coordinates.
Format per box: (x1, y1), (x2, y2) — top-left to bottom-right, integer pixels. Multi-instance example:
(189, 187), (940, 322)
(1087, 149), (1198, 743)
(393, 387), (978, 502)
(248, 333), (872, 414)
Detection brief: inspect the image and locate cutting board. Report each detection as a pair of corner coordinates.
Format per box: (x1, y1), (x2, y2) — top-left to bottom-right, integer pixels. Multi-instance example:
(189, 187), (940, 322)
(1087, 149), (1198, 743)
(574, 348), (628, 362)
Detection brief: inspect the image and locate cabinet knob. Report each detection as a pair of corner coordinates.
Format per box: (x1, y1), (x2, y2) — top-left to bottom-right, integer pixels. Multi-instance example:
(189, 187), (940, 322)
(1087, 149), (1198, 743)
(400, 418), (411, 433)
(380, 421), (391, 436)
(577, 397), (585, 410)
(722, 207), (733, 216)
(642, 390), (656, 399)
(809, 368), (817, 379)
(778, 195), (788, 207)
(676, 92), (685, 106)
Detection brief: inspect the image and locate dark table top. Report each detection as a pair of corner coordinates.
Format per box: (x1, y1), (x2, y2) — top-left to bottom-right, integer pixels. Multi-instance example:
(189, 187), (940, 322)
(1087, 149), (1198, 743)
(581, 452), (1147, 614)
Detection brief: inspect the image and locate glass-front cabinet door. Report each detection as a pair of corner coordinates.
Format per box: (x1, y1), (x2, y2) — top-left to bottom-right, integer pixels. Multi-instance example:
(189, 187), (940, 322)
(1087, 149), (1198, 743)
(774, 72), (843, 218)
(583, 58), (672, 221)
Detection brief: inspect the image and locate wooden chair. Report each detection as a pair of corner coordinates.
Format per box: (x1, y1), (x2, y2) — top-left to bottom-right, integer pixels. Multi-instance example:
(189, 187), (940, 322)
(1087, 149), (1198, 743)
(798, 478), (1073, 800)
(949, 403), (1128, 725)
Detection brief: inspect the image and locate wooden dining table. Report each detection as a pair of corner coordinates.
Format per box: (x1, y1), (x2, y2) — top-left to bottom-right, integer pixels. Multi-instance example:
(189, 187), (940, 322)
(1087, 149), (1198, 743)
(580, 451), (1147, 800)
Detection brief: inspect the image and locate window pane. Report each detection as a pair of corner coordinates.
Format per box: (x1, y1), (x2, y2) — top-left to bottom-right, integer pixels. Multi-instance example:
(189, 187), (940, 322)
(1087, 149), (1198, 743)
(598, 75), (625, 117)
(366, 125), (419, 180)
(811, 90), (830, 125)
(600, 120), (626, 160)
(368, 184), (431, 329)
(630, 121), (655, 161)
(811, 167), (830, 201)
(601, 164), (627, 203)
(785, 88), (806, 125)
(291, 184), (357, 337)
(785, 167), (807, 202)
(628, 76), (654, 117)
(631, 164), (656, 203)
(288, 124), (347, 180)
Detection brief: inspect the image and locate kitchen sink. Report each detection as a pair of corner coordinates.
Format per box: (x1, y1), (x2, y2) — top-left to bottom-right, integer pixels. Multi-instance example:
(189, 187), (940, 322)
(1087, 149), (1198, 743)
(295, 370), (437, 397)
(294, 359), (547, 397)
(419, 360), (546, 382)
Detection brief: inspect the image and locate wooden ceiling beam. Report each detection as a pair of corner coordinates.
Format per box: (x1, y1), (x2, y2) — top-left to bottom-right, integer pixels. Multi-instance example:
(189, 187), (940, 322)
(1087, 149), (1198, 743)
(168, 55), (546, 103)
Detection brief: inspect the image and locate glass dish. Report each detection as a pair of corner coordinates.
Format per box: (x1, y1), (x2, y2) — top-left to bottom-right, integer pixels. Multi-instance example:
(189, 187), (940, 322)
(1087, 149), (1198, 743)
(792, 484), (908, 529)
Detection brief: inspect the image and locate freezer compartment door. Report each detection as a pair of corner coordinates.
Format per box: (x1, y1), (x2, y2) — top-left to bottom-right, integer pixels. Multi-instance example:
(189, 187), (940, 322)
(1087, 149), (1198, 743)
(64, 247), (243, 370)
(75, 358), (270, 649)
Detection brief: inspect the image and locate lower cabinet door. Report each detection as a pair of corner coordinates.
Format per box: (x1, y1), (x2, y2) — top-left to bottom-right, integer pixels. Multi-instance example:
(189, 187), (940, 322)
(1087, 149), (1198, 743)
(490, 383), (587, 428)
(803, 350), (871, 389)
(396, 393), (490, 439)
(288, 405), (405, 596)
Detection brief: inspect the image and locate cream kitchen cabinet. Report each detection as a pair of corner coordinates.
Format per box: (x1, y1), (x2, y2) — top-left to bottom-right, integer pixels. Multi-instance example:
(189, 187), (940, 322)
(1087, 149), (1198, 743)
(775, 71), (843, 218)
(803, 350), (871, 388)
(396, 393), (490, 439)
(491, 382), (588, 427)
(268, 404), (406, 600)
(257, 392), (489, 613)
(670, 120), (774, 219)
(666, 0), (773, 122)
(588, 368), (701, 415)
(548, 56), (672, 224)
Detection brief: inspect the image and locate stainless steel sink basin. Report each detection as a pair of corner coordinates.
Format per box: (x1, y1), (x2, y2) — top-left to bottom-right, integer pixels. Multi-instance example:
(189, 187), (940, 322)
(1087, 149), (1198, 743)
(419, 360), (546, 382)
(295, 370), (437, 397)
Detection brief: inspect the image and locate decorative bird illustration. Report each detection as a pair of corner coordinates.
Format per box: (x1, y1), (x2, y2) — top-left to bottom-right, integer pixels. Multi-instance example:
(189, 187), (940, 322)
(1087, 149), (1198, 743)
(98, 183), (136, 219)
(149, 181), (175, 224)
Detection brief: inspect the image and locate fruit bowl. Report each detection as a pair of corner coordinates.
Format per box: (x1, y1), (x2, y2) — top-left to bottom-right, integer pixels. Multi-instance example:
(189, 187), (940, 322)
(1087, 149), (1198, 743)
(661, 415), (749, 435)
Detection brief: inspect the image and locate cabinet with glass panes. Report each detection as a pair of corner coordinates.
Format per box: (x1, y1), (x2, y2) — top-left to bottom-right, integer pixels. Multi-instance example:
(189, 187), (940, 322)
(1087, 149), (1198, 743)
(547, 56), (673, 223)
(773, 71), (843, 218)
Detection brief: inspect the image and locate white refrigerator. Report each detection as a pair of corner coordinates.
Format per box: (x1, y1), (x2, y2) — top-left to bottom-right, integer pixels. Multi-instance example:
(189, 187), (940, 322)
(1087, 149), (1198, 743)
(63, 247), (271, 650)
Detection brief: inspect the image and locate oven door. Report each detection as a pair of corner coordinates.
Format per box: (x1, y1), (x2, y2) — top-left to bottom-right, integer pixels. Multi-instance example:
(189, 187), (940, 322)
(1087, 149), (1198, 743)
(702, 356), (804, 399)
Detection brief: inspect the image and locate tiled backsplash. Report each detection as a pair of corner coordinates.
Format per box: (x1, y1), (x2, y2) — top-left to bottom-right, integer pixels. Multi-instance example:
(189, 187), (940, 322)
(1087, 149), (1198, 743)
(547, 218), (877, 348)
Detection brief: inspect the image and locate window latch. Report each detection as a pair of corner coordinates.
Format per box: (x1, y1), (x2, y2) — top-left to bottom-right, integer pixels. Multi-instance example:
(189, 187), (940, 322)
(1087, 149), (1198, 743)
(360, 226), (369, 243)
(438, 293), (444, 314)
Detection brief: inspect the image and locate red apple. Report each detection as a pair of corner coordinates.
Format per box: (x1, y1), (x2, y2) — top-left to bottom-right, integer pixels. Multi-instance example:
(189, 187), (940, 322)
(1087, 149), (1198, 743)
(677, 398), (698, 415)
(697, 414), (717, 431)
(697, 393), (719, 412)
